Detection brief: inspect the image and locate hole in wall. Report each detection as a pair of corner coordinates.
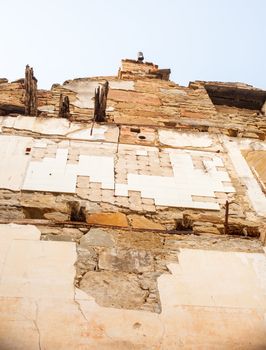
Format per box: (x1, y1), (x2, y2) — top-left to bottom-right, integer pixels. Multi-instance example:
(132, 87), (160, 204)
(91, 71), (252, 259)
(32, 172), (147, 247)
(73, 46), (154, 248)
(163, 121), (176, 127)
(23, 207), (49, 219)
(69, 201), (86, 222)
(130, 127), (141, 133)
(138, 135), (146, 140)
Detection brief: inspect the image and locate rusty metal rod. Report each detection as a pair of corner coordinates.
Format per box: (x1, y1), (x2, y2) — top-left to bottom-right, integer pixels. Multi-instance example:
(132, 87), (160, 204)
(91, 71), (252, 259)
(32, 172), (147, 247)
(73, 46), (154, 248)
(224, 200), (229, 235)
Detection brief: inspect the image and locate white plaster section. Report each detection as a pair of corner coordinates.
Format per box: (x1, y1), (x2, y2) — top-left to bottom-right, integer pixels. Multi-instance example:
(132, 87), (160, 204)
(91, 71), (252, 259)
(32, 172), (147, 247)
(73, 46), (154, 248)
(0, 224), (76, 299)
(115, 149), (234, 210)
(22, 149), (77, 193)
(169, 149), (235, 194)
(136, 149), (148, 156)
(115, 183), (129, 196)
(78, 155), (114, 189)
(0, 135), (32, 191)
(67, 126), (107, 141)
(109, 81), (135, 90)
(159, 249), (266, 309)
(223, 137), (266, 216)
(22, 149), (114, 193)
(159, 130), (213, 148)
(1, 115), (119, 142)
(63, 79), (134, 108)
(0, 224), (41, 276)
(33, 140), (47, 148)
(2, 115), (119, 142)
(236, 138), (266, 151)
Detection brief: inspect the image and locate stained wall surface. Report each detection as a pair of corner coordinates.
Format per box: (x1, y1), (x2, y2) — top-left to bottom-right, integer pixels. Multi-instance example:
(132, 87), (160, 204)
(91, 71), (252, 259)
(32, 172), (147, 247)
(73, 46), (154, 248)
(0, 59), (266, 349)
(0, 224), (265, 350)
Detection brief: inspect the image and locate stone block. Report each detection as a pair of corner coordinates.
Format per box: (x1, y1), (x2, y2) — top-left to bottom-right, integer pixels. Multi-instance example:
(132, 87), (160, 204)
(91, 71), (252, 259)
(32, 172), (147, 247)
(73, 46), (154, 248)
(43, 212), (69, 221)
(98, 248), (154, 273)
(80, 228), (115, 248)
(86, 212), (128, 227)
(88, 190), (102, 202)
(79, 271), (149, 309)
(193, 226), (221, 235)
(108, 90), (161, 106)
(143, 204), (156, 213)
(128, 214), (164, 230)
(76, 188), (90, 199)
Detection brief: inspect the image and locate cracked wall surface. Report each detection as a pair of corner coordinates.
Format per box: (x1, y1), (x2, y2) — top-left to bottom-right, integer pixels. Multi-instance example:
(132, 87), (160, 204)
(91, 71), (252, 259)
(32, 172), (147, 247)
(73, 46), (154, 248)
(0, 58), (266, 348)
(0, 224), (266, 349)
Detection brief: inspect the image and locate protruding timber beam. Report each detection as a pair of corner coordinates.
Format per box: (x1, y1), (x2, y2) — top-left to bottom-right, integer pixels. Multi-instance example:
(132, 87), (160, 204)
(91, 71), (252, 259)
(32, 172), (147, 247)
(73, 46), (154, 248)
(58, 94), (70, 119)
(24, 65), (38, 116)
(94, 81), (109, 122)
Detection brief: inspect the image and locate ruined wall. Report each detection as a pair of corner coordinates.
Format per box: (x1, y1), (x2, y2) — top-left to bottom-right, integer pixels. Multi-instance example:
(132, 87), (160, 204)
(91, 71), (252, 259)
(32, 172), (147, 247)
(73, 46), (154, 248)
(0, 58), (266, 348)
(0, 223), (266, 349)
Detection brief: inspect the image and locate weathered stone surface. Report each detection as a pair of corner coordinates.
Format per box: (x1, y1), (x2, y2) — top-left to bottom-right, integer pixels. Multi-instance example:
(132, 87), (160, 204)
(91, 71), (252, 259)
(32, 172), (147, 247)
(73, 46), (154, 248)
(98, 247), (154, 273)
(1, 56), (266, 349)
(41, 227), (83, 242)
(79, 271), (149, 309)
(86, 212), (128, 227)
(128, 214), (164, 230)
(109, 89), (161, 106)
(75, 246), (99, 277)
(20, 192), (69, 213)
(43, 212), (69, 221)
(242, 150), (266, 187)
(80, 228), (115, 248)
(193, 225), (221, 235)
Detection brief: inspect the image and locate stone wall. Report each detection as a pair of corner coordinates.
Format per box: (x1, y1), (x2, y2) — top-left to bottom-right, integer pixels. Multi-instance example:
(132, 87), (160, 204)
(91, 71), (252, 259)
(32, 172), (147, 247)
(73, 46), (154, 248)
(0, 58), (266, 348)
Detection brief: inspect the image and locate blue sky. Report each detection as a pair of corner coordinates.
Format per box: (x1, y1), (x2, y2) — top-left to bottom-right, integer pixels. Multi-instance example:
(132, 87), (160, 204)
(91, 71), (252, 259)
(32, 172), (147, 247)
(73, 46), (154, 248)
(1, 0), (265, 89)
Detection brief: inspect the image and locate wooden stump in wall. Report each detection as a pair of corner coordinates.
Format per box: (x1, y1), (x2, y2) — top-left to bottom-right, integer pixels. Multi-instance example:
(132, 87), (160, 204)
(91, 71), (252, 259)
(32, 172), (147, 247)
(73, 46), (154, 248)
(58, 94), (70, 119)
(94, 81), (109, 122)
(24, 65), (38, 116)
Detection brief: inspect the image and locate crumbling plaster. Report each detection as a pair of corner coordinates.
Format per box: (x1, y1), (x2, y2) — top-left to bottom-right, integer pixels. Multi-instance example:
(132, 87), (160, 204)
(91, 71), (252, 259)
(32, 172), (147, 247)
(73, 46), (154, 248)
(0, 58), (266, 349)
(0, 224), (266, 349)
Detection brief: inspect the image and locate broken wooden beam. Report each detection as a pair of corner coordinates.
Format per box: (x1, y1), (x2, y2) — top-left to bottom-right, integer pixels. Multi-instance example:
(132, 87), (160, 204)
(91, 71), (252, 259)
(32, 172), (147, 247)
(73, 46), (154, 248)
(224, 200), (229, 235)
(58, 93), (70, 119)
(24, 65), (38, 116)
(93, 81), (109, 122)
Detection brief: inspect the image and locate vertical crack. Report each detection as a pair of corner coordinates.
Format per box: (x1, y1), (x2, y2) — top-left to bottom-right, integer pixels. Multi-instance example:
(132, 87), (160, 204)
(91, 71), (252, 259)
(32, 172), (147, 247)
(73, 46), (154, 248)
(33, 301), (41, 350)
(74, 299), (89, 323)
(157, 314), (166, 349)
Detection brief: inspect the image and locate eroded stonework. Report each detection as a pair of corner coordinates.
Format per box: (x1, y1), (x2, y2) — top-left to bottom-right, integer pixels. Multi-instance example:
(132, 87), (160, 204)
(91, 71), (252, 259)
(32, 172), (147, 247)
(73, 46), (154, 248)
(0, 58), (266, 348)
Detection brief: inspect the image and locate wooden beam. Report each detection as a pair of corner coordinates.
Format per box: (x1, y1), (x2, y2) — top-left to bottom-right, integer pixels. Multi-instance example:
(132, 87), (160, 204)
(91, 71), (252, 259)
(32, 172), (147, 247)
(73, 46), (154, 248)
(24, 65), (38, 116)
(94, 81), (109, 122)
(58, 94), (70, 119)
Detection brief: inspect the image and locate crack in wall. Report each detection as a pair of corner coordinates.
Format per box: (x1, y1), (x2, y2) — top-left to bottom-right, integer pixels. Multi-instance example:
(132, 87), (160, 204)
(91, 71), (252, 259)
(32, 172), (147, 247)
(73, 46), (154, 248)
(74, 299), (89, 323)
(34, 301), (41, 350)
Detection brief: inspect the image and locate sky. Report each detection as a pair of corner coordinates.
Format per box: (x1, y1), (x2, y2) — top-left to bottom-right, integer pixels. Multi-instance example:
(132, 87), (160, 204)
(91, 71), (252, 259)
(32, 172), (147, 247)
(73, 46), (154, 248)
(1, 0), (266, 90)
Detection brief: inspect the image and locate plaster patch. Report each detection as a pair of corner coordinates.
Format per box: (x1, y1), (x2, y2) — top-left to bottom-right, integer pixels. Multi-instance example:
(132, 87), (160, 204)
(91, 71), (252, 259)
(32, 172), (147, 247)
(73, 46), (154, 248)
(0, 135), (32, 191)
(63, 80), (134, 109)
(22, 148), (115, 193)
(115, 149), (234, 210)
(159, 130), (213, 148)
(223, 137), (266, 216)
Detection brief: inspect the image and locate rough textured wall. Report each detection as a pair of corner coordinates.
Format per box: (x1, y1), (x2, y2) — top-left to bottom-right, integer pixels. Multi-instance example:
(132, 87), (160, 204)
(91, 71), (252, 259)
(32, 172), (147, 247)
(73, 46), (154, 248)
(0, 58), (266, 349)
